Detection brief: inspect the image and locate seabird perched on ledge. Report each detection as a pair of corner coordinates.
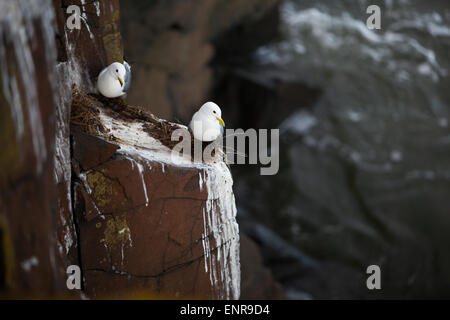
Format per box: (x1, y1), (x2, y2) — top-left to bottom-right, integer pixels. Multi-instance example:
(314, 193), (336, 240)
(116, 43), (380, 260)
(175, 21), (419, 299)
(97, 61), (131, 98)
(189, 102), (225, 142)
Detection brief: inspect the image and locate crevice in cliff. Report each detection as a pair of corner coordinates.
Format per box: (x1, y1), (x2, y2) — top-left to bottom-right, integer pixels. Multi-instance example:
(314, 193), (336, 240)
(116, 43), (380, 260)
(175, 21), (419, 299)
(70, 134), (86, 292)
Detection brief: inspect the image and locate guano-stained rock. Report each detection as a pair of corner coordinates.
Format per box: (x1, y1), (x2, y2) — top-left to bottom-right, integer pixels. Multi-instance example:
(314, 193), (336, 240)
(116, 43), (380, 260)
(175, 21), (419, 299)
(71, 105), (241, 299)
(1, 0), (256, 300)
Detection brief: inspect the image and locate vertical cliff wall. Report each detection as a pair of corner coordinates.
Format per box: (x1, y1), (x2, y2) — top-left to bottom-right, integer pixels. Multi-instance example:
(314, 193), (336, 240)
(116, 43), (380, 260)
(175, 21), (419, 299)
(0, 0), (124, 297)
(0, 0), (240, 299)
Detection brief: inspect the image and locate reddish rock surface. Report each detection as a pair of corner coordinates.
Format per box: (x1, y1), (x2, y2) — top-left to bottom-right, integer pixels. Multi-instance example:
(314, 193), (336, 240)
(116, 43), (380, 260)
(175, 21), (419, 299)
(240, 235), (286, 299)
(56, 0), (124, 78)
(0, 0), (280, 300)
(120, 0), (280, 122)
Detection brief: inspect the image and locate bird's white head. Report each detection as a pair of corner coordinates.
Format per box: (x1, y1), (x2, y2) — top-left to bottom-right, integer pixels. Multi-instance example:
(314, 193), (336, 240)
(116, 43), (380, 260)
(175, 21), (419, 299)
(108, 62), (126, 87)
(198, 102), (225, 127)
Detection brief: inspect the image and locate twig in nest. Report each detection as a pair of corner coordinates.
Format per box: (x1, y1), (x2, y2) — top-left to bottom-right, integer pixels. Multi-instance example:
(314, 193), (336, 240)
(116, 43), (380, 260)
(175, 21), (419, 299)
(70, 88), (109, 135)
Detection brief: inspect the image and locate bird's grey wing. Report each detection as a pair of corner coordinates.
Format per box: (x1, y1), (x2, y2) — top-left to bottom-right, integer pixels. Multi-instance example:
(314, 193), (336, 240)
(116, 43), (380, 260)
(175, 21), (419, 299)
(122, 61), (132, 92)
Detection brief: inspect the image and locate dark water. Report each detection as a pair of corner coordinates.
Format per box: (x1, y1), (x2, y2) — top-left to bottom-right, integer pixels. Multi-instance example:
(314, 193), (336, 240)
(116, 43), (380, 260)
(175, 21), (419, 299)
(231, 0), (450, 299)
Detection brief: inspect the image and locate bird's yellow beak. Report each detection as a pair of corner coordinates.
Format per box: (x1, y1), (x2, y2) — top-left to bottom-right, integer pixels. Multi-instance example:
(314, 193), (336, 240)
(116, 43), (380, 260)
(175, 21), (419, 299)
(118, 77), (124, 86)
(217, 117), (225, 127)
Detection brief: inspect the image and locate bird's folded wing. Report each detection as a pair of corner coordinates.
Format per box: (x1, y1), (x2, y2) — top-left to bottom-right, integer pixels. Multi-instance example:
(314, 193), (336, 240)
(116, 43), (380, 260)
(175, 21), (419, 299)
(123, 61), (132, 92)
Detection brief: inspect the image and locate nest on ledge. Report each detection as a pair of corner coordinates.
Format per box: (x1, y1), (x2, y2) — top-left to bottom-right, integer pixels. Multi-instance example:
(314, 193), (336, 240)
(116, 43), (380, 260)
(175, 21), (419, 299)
(70, 88), (192, 150)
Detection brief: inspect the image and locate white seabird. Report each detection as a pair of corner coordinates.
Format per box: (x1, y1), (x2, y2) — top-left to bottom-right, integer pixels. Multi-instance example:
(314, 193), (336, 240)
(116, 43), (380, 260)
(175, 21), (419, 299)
(97, 61), (131, 98)
(189, 102), (225, 142)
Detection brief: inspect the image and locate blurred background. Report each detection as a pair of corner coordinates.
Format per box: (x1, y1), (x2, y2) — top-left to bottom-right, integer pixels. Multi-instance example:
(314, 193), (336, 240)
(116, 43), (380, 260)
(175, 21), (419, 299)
(120, 0), (450, 299)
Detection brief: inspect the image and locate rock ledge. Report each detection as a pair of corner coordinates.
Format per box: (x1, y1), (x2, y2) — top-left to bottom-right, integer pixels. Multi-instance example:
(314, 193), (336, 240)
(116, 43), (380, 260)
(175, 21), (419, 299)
(71, 92), (240, 299)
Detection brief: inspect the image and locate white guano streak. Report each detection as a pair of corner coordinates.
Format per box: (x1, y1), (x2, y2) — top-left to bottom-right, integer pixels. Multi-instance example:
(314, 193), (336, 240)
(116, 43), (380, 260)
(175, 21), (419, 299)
(200, 162), (240, 300)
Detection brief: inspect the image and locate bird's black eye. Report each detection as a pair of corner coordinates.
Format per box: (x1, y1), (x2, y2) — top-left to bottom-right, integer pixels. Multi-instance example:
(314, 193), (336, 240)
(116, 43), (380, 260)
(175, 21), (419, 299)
(213, 111), (216, 114)
(116, 69), (118, 73)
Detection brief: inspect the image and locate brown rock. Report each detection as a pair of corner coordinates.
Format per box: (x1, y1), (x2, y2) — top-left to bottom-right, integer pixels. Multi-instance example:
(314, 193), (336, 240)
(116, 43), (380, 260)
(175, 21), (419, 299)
(120, 0), (281, 122)
(1, 0), (247, 300)
(240, 235), (286, 299)
(59, 0), (123, 78)
(0, 0), (72, 296)
(0, 0), (124, 297)
(72, 128), (119, 171)
(168, 67), (213, 122)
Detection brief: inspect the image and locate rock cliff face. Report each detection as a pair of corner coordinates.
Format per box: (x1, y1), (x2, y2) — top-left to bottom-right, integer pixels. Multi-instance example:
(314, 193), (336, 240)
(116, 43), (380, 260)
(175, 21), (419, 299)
(71, 95), (240, 299)
(0, 0), (75, 296)
(0, 0), (240, 299)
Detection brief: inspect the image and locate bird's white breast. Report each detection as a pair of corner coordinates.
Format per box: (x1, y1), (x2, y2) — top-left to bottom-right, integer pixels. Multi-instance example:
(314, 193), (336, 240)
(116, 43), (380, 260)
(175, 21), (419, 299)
(97, 70), (124, 98)
(190, 112), (222, 142)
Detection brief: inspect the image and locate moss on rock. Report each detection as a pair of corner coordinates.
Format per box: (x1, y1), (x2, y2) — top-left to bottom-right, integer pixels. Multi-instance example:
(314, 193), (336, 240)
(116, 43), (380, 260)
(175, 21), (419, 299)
(103, 215), (131, 248)
(86, 170), (117, 209)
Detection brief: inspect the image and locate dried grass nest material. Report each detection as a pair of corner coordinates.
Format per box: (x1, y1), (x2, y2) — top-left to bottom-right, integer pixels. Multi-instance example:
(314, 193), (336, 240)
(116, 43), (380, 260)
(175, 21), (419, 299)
(70, 88), (189, 150)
